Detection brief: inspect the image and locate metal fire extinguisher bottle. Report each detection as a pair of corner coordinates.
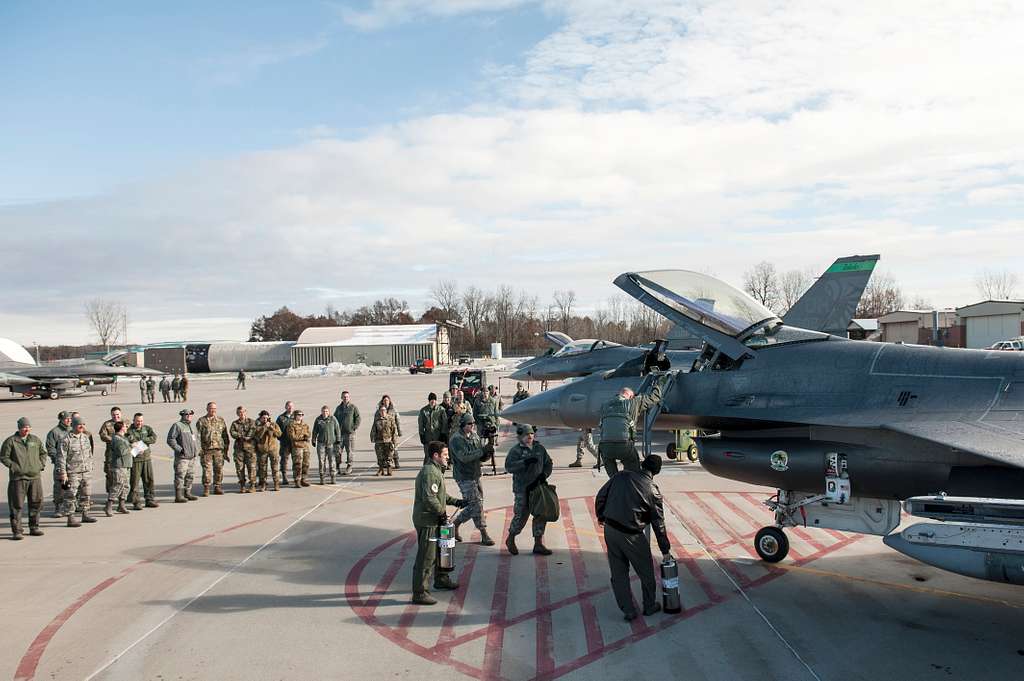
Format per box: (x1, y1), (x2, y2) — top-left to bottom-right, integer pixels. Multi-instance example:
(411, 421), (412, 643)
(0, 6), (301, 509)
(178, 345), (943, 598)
(437, 521), (456, 572)
(661, 557), (681, 613)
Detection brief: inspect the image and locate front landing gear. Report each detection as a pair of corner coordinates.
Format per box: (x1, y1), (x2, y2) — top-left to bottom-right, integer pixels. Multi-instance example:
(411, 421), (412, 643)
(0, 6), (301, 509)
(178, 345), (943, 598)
(754, 526), (789, 563)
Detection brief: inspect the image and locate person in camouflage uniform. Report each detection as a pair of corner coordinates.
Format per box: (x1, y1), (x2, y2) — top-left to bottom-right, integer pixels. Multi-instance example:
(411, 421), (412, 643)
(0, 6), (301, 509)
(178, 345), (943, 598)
(58, 416), (99, 527)
(229, 406), (257, 493)
(334, 391), (360, 475)
(410, 441), (466, 606)
(145, 377), (156, 403)
(451, 391), (473, 436)
(418, 392), (445, 463)
(1, 417), (47, 539)
(126, 412), (159, 510)
(104, 420), (132, 516)
(45, 411), (72, 517)
(180, 374), (190, 401)
(439, 392), (455, 444)
(504, 424), (554, 556)
(99, 406), (125, 496)
(276, 401), (295, 485)
(475, 385), (502, 457)
(573, 428), (599, 469)
(378, 395), (403, 469)
(171, 374), (181, 401)
(287, 411), (312, 487)
(512, 382), (530, 404)
(138, 377), (147, 404)
(254, 410), (282, 491)
(312, 405), (341, 485)
(159, 375), (171, 402)
(196, 402), (231, 495)
(370, 404), (398, 476)
(448, 414), (495, 546)
(167, 409), (199, 503)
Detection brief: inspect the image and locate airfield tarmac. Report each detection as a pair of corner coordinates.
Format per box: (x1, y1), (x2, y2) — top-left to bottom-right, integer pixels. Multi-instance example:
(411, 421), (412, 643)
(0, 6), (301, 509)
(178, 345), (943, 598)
(1, 371), (1023, 681)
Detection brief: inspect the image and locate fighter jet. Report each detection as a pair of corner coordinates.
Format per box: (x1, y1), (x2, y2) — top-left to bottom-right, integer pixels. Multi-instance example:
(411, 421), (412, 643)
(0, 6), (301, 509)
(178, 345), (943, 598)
(503, 270), (1024, 584)
(509, 254), (879, 382)
(0, 337), (161, 399)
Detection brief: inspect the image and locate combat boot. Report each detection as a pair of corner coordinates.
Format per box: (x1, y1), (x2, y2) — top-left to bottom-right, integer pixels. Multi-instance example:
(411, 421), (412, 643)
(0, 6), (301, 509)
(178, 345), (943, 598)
(293, 478), (301, 488)
(345, 463), (353, 475)
(213, 486), (224, 495)
(175, 490), (187, 503)
(202, 485), (210, 497)
(273, 479), (280, 491)
(569, 458), (583, 468)
(104, 501), (113, 517)
(133, 498), (143, 510)
(505, 534), (519, 555)
(412, 593), (437, 606)
(146, 499), (159, 508)
(81, 510), (97, 523)
(10, 519), (23, 540)
(434, 575), (459, 591)
(300, 477), (310, 487)
(319, 474), (324, 485)
(328, 473), (335, 484)
(116, 500), (130, 514)
(479, 528), (495, 546)
(67, 513), (82, 528)
(29, 526), (44, 536)
(376, 467), (383, 476)
(532, 538), (553, 556)
(385, 467), (393, 476)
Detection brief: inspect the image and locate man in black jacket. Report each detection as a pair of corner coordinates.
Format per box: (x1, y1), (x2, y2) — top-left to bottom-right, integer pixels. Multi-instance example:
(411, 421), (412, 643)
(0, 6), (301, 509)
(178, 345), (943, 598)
(595, 455), (673, 621)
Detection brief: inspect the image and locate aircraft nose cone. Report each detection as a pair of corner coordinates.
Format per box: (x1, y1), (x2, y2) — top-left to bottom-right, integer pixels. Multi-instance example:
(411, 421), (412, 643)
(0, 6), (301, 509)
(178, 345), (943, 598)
(509, 367), (532, 381)
(500, 388), (565, 428)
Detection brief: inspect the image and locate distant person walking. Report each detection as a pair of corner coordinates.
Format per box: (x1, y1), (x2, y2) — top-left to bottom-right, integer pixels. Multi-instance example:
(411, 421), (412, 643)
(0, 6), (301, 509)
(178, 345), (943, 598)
(312, 405), (341, 485)
(236, 370), (246, 390)
(159, 375), (171, 402)
(378, 395), (402, 469)
(171, 374), (182, 401)
(145, 377), (156, 404)
(180, 374), (190, 401)
(138, 377), (147, 404)
(334, 391), (361, 476)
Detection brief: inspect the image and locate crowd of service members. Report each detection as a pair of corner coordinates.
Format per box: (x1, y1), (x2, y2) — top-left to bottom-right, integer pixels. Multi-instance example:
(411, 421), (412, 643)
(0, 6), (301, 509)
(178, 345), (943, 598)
(2, 375), (676, 622)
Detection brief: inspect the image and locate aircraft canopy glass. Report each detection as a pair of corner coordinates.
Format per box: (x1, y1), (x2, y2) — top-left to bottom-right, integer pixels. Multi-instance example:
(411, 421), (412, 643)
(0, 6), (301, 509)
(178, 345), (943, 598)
(627, 270), (779, 338)
(552, 339), (621, 357)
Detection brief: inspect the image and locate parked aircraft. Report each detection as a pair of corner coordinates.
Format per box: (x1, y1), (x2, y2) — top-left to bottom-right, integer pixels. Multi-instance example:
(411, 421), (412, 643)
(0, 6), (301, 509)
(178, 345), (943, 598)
(503, 269), (1024, 584)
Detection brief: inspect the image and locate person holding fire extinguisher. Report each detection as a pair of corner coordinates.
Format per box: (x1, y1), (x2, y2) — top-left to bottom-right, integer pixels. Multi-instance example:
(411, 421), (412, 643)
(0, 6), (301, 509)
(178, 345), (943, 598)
(410, 441), (466, 606)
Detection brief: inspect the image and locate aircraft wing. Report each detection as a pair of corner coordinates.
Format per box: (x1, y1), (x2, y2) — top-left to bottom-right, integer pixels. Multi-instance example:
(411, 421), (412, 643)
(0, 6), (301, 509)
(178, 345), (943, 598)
(882, 420), (1024, 469)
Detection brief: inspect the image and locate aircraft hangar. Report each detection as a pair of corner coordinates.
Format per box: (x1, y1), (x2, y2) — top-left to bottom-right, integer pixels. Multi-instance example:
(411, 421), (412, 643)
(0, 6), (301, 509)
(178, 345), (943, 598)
(289, 323), (450, 368)
(955, 300), (1024, 349)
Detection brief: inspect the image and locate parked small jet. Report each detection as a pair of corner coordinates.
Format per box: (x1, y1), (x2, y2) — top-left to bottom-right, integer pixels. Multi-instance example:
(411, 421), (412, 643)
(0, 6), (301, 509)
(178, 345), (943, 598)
(0, 338), (161, 399)
(510, 254), (879, 382)
(503, 269), (1024, 584)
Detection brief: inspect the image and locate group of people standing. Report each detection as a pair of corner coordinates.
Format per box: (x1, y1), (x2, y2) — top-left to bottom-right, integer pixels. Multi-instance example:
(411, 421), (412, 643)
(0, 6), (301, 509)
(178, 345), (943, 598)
(140, 374), (190, 404)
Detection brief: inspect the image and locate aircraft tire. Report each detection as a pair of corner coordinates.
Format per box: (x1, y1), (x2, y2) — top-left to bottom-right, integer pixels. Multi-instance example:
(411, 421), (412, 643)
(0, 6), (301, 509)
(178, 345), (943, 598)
(101, 389), (108, 396)
(754, 527), (789, 563)
(665, 442), (677, 460)
(686, 444), (698, 462)
(49, 392), (59, 400)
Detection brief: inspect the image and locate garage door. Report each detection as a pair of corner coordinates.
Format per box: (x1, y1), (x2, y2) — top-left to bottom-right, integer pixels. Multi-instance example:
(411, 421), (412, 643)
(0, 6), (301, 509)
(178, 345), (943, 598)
(967, 314), (1021, 349)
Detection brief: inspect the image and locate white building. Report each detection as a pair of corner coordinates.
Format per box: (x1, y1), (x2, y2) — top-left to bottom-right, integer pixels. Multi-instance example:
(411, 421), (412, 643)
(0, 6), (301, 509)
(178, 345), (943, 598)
(290, 324), (450, 368)
(955, 300), (1024, 349)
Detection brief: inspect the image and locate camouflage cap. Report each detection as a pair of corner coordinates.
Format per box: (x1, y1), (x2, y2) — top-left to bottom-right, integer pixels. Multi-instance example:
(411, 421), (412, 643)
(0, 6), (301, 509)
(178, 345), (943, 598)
(515, 423), (536, 437)
(460, 414), (476, 426)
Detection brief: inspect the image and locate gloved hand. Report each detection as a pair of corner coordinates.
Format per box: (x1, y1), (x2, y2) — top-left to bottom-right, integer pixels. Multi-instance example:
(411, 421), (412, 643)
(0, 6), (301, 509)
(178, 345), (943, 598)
(451, 497), (467, 508)
(662, 552), (674, 561)
(439, 512), (449, 525)
(523, 456), (538, 466)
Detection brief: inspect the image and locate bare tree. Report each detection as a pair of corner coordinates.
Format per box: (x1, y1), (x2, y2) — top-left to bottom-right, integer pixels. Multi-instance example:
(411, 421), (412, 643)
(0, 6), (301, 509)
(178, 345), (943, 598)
(908, 295), (933, 311)
(742, 261), (780, 311)
(778, 268), (813, 315)
(855, 273), (904, 319)
(552, 290), (577, 335)
(975, 269), (1020, 300)
(462, 287), (493, 346)
(84, 299), (126, 350)
(430, 280), (464, 321)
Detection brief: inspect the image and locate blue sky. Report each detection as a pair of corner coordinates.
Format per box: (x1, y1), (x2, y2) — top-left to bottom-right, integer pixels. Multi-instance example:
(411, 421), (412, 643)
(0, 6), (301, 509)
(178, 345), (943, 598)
(1, 1), (1023, 345)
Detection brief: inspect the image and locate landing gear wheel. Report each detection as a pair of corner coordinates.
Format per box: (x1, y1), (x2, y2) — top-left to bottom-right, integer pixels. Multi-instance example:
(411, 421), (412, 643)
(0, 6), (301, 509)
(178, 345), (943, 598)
(49, 392), (59, 400)
(100, 389), (108, 396)
(754, 526), (789, 563)
(665, 442), (677, 460)
(686, 444), (698, 462)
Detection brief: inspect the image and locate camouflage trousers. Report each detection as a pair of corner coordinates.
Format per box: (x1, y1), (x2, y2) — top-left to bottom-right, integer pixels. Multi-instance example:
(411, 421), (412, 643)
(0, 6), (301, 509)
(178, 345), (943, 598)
(316, 444), (335, 480)
(52, 465), (67, 516)
(337, 434), (355, 467)
(452, 479), (486, 530)
(107, 468), (130, 504)
(508, 490), (546, 539)
(174, 456), (196, 493)
(256, 450), (278, 486)
(234, 448), (256, 489)
(291, 446), (310, 481)
(200, 448), (226, 488)
(374, 443), (394, 468)
(64, 469), (92, 515)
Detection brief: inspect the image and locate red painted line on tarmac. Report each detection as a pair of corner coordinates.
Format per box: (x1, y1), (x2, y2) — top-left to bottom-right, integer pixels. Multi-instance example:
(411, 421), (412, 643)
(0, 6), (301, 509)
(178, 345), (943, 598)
(435, 542), (481, 652)
(482, 508), (514, 680)
(714, 491), (769, 533)
(790, 527), (827, 553)
(15, 510), (288, 681)
(558, 498), (603, 655)
(369, 536), (416, 616)
(534, 549), (555, 676)
(671, 496), (755, 587)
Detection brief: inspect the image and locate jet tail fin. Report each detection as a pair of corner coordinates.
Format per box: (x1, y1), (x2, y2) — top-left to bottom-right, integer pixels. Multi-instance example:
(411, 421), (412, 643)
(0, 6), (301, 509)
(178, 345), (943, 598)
(781, 254), (879, 336)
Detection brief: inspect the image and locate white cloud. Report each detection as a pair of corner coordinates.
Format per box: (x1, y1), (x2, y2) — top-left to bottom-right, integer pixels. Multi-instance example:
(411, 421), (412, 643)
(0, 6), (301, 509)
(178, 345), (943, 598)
(5, 1), (1024, 344)
(337, 0), (536, 30)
